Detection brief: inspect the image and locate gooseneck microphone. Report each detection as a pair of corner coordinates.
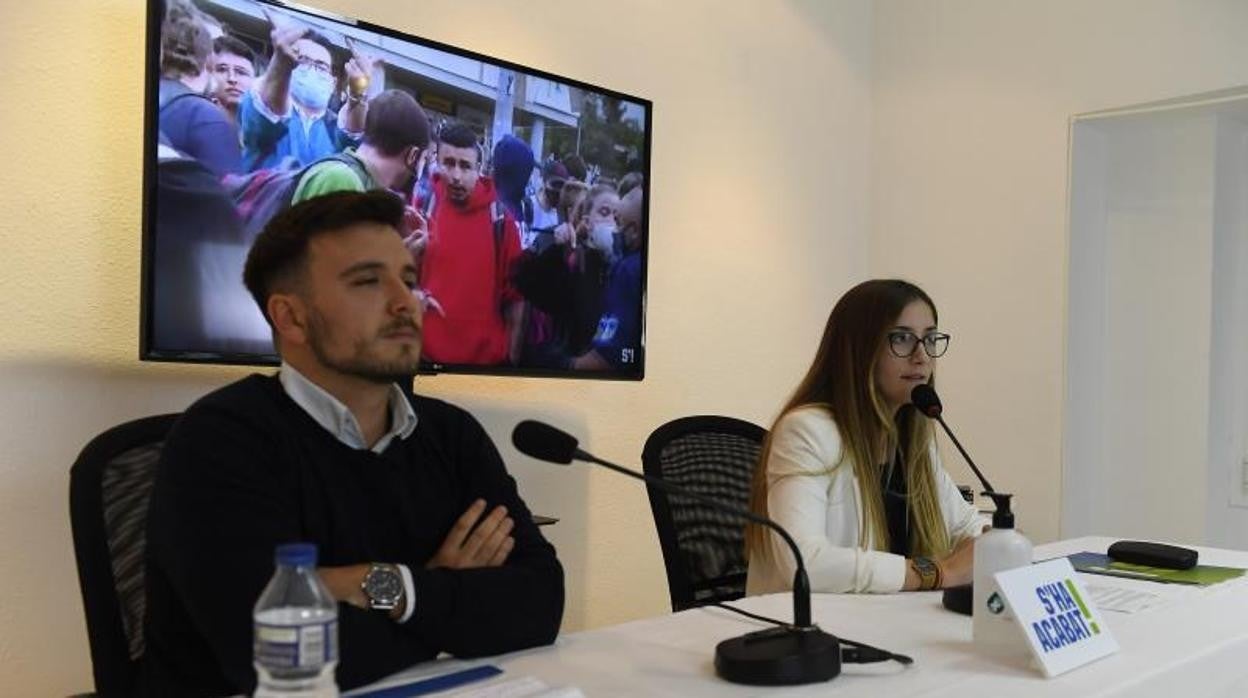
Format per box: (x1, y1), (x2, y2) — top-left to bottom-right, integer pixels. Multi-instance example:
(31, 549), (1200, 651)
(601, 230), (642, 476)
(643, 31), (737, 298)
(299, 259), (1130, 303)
(511, 420), (845, 685)
(511, 419), (589, 465)
(910, 384), (996, 495)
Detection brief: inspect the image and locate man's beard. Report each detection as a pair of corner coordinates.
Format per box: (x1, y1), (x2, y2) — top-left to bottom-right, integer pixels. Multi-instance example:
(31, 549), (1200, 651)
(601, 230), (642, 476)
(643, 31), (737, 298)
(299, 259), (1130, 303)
(447, 183), (470, 204)
(307, 309), (421, 384)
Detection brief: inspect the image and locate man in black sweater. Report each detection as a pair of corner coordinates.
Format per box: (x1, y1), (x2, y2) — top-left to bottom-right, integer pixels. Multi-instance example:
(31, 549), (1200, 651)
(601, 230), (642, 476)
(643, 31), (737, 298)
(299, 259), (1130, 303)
(142, 190), (564, 696)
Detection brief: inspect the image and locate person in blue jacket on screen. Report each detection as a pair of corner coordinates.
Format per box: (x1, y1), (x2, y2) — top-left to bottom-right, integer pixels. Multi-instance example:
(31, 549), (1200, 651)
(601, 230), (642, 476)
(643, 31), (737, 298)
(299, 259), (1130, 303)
(156, 7), (241, 176)
(571, 186), (645, 371)
(238, 17), (376, 172)
(745, 280), (989, 595)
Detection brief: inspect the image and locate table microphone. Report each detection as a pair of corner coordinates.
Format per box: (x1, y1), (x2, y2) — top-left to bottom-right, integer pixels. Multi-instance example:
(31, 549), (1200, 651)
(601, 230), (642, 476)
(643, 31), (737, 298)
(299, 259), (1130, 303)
(910, 384), (1013, 616)
(511, 419), (843, 685)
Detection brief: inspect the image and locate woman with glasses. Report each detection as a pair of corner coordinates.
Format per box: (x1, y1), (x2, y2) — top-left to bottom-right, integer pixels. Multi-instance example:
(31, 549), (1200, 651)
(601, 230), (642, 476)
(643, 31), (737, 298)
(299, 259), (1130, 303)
(745, 279), (988, 595)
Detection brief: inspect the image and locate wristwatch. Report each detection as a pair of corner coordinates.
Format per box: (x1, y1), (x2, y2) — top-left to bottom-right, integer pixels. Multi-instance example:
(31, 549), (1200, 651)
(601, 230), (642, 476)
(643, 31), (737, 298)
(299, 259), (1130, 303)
(911, 556), (942, 591)
(361, 563), (404, 611)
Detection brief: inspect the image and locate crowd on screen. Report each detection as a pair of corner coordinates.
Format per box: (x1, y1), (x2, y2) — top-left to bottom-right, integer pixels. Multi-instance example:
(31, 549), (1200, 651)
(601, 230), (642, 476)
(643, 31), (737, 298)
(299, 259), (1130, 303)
(155, 0), (645, 371)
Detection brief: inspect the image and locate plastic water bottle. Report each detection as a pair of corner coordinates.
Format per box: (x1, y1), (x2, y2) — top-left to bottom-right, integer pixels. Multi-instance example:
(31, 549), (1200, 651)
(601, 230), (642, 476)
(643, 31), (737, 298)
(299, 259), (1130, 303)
(972, 492), (1033, 658)
(253, 543), (339, 697)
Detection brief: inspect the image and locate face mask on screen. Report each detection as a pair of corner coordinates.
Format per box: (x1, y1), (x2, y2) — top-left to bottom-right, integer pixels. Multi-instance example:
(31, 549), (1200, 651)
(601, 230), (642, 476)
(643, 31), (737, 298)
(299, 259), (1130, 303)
(290, 65), (334, 110)
(588, 222), (617, 255)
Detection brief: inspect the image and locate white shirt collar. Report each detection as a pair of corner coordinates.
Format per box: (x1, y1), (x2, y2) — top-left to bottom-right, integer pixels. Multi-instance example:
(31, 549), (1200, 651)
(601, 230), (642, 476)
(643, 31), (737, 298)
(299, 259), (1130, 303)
(278, 362), (418, 453)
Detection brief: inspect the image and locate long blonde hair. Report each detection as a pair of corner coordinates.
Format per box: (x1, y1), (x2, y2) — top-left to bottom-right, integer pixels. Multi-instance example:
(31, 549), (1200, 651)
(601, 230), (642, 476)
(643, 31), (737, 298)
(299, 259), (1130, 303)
(745, 280), (951, 564)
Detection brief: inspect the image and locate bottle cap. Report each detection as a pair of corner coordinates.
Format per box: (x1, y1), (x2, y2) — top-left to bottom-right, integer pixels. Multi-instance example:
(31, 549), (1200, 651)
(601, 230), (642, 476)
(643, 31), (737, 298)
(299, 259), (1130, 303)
(275, 542), (317, 567)
(985, 492), (1015, 529)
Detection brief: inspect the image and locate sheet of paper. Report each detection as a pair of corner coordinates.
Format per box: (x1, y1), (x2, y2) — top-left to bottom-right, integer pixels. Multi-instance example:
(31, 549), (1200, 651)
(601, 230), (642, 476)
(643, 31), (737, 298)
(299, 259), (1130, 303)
(444, 676), (583, 698)
(1085, 583), (1164, 614)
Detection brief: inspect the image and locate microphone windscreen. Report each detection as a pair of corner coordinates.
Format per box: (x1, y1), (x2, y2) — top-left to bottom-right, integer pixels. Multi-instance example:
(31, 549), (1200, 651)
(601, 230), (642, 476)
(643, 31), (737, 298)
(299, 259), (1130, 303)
(512, 420), (580, 464)
(910, 383), (943, 418)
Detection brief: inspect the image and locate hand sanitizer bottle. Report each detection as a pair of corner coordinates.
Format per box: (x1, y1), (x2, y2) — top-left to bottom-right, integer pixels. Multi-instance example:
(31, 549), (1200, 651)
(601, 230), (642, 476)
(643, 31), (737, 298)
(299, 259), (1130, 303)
(972, 492), (1032, 656)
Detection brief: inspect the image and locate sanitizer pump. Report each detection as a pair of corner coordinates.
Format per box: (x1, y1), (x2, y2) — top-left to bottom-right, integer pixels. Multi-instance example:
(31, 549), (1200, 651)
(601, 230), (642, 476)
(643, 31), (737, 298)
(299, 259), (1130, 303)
(972, 492), (1033, 655)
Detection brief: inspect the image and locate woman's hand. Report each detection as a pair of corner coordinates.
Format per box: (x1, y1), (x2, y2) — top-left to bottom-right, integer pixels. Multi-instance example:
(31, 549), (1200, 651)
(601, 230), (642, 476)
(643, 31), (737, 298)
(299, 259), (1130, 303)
(937, 536), (976, 588)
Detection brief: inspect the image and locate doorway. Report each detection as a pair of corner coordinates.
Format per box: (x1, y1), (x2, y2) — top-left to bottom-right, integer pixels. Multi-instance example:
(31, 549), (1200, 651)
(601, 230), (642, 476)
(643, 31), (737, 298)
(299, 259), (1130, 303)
(1063, 89), (1248, 548)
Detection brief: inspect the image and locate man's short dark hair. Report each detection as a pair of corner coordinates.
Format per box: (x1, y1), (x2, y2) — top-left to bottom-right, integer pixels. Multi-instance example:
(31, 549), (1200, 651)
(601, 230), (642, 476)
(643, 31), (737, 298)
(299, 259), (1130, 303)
(289, 30), (336, 70)
(243, 190), (405, 325)
(438, 122), (480, 151)
(213, 35), (255, 68)
(364, 90), (430, 156)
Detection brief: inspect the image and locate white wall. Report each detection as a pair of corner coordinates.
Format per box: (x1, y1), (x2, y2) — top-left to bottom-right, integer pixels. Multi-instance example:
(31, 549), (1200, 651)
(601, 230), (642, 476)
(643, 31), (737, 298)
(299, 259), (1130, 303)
(0, 0), (874, 693)
(870, 0), (1248, 544)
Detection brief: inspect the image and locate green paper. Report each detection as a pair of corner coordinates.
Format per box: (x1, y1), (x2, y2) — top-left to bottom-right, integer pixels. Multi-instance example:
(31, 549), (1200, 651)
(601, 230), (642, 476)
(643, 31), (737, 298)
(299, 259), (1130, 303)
(1066, 552), (1245, 586)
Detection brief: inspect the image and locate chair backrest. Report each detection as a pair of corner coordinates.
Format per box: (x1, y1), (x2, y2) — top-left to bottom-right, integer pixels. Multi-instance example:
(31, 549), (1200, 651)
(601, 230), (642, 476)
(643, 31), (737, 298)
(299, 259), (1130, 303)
(69, 413), (180, 696)
(641, 415), (767, 612)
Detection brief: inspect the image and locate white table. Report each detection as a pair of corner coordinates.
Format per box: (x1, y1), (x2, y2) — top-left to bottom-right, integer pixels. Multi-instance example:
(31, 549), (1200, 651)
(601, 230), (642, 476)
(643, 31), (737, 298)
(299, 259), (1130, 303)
(356, 537), (1248, 697)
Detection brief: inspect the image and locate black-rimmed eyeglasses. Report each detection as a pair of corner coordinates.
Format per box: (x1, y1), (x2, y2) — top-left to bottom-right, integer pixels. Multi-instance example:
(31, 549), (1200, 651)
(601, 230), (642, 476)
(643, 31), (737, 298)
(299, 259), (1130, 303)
(887, 331), (950, 359)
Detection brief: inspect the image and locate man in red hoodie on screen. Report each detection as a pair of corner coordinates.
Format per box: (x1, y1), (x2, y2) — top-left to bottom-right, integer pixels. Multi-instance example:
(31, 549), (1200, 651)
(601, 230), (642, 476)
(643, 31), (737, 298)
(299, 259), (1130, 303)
(419, 123), (524, 365)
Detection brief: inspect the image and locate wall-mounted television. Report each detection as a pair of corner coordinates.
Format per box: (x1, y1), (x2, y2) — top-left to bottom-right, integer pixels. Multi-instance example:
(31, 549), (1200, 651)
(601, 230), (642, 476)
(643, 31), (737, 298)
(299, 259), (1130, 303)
(142, 0), (650, 379)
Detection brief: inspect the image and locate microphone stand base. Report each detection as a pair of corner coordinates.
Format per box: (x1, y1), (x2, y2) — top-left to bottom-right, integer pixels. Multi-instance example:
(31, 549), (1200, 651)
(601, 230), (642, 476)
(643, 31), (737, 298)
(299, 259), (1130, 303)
(714, 625), (841, 685)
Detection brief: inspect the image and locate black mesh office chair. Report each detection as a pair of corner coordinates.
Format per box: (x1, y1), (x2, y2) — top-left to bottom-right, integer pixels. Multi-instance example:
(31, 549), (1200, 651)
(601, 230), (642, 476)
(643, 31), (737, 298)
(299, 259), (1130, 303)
(641, 415), (767, 612)
(69, 413), (180, 696)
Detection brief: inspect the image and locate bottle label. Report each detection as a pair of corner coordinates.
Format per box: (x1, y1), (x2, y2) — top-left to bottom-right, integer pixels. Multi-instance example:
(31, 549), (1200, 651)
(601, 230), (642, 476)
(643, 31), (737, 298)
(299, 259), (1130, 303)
(254, 619), (338, 670)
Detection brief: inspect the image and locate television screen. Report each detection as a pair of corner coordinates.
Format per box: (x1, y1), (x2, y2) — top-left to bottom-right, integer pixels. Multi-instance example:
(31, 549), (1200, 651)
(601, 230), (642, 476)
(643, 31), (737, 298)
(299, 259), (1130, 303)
(142, 0), (650, 379)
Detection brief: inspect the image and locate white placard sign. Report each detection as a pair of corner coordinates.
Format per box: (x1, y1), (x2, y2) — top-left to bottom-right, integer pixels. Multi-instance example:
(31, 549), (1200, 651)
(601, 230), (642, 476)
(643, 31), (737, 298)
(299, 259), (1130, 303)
(993, 558), (1119, 677)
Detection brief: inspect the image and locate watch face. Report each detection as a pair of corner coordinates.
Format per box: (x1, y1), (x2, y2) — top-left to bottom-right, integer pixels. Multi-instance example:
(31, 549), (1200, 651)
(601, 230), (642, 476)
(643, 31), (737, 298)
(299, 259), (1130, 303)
(365, 567), (403, 603)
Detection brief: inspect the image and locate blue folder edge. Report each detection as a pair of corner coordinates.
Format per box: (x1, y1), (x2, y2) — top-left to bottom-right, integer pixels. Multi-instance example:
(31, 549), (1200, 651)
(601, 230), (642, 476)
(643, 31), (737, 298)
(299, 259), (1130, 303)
(350, 664), (504, 697)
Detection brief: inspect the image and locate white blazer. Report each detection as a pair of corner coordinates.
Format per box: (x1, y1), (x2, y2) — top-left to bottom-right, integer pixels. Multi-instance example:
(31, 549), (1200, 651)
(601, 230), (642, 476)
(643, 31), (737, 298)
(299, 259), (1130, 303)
(745, 406), (988, 594)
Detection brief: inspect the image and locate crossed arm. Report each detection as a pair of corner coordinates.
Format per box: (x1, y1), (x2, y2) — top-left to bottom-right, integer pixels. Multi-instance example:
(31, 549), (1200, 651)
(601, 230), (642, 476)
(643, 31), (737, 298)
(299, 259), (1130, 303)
(320, 498), (517, 617)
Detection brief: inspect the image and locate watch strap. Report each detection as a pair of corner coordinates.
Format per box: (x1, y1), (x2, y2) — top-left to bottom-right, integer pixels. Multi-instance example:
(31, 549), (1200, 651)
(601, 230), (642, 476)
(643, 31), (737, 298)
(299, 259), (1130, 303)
(911, 556), (942, 591)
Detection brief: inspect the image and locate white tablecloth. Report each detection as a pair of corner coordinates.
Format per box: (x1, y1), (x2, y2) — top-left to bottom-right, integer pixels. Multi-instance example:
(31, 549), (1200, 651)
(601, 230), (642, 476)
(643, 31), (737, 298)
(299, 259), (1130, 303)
(356, 537), (1248, 697)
